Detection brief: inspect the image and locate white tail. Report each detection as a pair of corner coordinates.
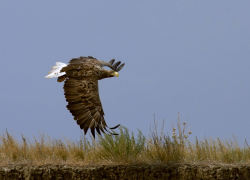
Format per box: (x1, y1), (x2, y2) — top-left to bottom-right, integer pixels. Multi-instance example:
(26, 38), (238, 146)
(45, 62), (67, 79)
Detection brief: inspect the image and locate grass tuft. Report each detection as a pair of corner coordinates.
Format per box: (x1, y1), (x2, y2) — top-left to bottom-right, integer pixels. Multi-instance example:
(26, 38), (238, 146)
(1, 113), (250, 165)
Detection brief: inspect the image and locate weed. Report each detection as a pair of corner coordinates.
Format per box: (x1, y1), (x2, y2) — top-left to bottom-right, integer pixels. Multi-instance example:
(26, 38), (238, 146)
(0, 113), (250, 165)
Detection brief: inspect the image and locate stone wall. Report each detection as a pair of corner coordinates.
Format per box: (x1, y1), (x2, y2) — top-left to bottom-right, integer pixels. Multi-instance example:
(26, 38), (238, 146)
(0, 164), (250, 180)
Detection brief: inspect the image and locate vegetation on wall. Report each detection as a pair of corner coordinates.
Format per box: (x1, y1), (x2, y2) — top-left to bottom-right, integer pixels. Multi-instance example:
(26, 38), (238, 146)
(1, 114), (250, 165)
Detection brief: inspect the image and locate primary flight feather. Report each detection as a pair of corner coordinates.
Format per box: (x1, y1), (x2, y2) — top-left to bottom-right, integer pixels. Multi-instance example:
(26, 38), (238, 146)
(45, 56), (125, 138)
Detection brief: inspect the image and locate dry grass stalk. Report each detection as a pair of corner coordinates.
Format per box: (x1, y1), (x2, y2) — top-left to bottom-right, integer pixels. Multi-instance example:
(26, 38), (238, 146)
(1, 113), (250, 165)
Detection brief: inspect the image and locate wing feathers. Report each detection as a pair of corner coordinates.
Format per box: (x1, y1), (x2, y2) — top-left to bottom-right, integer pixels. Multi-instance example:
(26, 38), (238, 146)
(66, 103), (82, 110)
(78, 115), (92, 127)
(109, 124), (121, 129)
(116, 63), (125, 72)
(109, 59), (115, 65)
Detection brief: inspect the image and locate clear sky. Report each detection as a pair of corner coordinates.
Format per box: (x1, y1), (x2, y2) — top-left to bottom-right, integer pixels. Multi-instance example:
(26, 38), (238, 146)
(0, 1), (249, 146)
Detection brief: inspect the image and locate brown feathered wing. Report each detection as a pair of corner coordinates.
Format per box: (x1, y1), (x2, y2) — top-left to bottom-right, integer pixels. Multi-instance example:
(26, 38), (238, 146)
(63, 64), (119, 138)
(64, 78), (119, 138)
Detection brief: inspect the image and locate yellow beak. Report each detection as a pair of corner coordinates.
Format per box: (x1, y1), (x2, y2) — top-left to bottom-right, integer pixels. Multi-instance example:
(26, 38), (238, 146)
(111, 72), (119, 77)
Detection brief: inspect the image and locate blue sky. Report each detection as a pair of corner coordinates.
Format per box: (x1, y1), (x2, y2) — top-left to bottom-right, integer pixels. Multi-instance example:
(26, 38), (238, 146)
(0, 1), (250, 145)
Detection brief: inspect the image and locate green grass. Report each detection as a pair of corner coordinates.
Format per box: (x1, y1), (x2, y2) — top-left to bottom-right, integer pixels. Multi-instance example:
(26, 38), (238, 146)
(1, 114), (250, 165)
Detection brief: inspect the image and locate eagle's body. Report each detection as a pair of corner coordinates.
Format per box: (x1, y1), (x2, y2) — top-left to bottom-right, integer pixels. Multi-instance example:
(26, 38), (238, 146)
(45, 56), (125, 138)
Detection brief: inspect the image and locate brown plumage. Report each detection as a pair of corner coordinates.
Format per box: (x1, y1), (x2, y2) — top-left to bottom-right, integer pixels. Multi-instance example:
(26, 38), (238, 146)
(56, 56), (125, 138)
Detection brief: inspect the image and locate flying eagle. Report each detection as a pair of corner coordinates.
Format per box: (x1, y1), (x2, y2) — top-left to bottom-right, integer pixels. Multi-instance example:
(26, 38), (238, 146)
(45, 56), (125, 138)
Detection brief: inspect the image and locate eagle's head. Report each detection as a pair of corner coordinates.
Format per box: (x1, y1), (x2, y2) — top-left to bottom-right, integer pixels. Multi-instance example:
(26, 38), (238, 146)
(104, 70), (119, 78)
(98, 69), (119, 80)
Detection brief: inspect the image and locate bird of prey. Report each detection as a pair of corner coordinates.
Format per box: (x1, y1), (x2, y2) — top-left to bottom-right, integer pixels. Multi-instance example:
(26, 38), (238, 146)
(45, 56), (125, 138)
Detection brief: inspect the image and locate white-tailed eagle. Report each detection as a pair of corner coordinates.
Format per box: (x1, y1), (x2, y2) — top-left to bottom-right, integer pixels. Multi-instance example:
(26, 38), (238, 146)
(45, 56), (125, 138)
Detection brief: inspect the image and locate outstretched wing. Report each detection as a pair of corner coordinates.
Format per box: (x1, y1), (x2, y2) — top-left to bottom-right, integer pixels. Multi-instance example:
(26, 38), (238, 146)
(63, 61), (119, 138)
